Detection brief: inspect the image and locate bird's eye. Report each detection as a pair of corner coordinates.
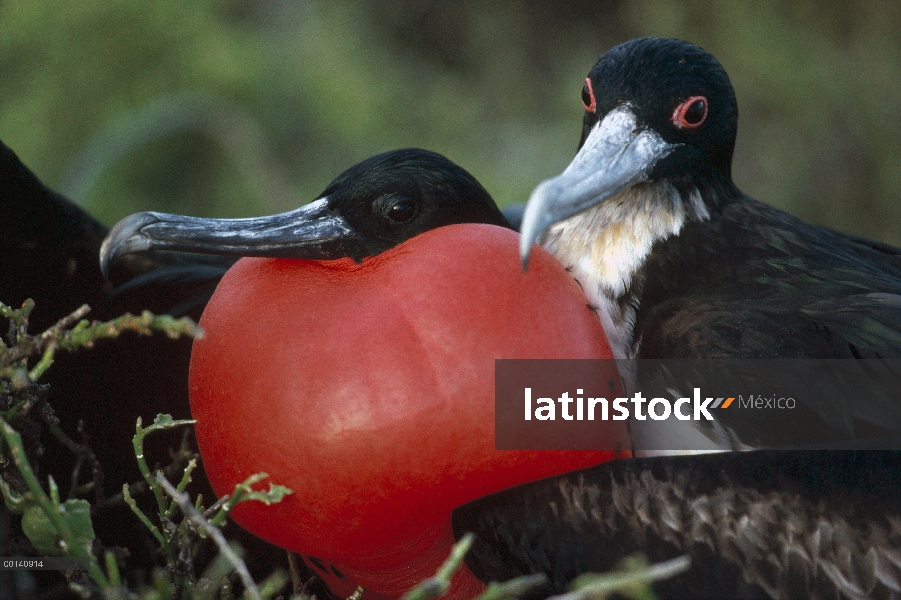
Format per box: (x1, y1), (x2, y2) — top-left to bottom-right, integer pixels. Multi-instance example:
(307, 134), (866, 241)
(581, 78), (596, 113)
(382, 196), (417, 223)
(672, 96), (708, 129)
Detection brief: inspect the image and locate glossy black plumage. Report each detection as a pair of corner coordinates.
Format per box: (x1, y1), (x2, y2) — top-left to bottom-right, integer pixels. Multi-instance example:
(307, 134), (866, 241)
(0, 141), (109, 330)
(521, 37), (901, 362)
(479, 37), (901, 599)
(0, 139), (266, 586)
(455, 451), (901, 600)
(634, 202), (901, 359)
(0, 139), (225, 480)
(315, 149), (512, 259)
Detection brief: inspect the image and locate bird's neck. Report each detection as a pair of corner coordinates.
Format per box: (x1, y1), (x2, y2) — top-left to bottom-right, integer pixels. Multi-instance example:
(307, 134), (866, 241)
(541, 180), (711, 359)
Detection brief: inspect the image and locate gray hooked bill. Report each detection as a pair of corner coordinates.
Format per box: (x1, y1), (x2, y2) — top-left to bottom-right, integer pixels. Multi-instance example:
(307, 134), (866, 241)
(99, 198), (357, 277)
(519, 106), (675, 267)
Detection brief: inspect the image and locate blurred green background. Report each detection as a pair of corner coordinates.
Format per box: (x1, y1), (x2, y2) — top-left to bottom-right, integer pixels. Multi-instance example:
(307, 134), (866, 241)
(1, 1), (900, 243)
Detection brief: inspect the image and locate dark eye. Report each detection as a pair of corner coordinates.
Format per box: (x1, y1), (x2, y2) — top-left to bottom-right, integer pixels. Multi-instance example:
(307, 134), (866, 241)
(672, 96), (708, 129)
(383, 196), (417, 223)
(581, 77), (596, 112)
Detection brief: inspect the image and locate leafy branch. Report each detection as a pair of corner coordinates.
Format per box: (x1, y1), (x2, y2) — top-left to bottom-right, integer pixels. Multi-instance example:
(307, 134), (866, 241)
(0, 299), (203, 389)
(124, 414), (294, 600)
(0, 417), (109, 587)
(0, 299), (299, 599)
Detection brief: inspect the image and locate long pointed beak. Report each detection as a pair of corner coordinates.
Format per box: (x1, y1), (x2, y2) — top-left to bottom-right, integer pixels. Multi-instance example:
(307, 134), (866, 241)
(100, 198), (358, 277)
(519, 106), (676, 267)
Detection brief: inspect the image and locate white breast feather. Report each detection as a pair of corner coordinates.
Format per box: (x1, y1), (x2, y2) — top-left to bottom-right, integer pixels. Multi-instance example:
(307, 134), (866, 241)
(541, 181), (708, 359)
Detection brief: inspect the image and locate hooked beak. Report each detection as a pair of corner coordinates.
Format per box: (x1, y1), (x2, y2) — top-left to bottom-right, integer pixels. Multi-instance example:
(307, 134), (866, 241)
(100, 198), (359, 277)
(519, 106), (676, 267)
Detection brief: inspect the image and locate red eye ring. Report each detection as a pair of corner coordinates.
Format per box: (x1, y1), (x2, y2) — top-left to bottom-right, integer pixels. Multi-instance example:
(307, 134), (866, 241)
(672, 96), (708, 129)
(581, 77), (596, 113)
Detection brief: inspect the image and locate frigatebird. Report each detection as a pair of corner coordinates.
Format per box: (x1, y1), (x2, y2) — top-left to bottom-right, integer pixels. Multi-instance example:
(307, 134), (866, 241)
(1, 142), (512, 497)
(0, 138), (232, 489)
(516, 36), (901, 452)
(0, 138), (279, 588)
(520, 37), (901, 363)
(1, 142), (514, 596)
(448, 37), (901, 599)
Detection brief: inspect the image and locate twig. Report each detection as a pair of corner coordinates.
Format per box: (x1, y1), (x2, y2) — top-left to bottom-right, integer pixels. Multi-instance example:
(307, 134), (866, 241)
(473, 574), (548, 600)
(547, 555), (691, 600)
(0, 301), (203, 385)
(157, 474), (262, 600)
(44, 420), (105, 502)
(0, 303), (90, 369)
(400, 534), (473, 600)
(132, 417), (196, 514)
(93, 444), (195, 513)
(122, 483), (167, 547)
(166, 458), (198, 518)
(209, 473), (291, 528)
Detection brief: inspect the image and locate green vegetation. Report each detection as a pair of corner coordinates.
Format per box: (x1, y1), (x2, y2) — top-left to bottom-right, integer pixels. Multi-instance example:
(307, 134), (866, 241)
(1, 1), (899, 241)
(0, 296), (688, 599)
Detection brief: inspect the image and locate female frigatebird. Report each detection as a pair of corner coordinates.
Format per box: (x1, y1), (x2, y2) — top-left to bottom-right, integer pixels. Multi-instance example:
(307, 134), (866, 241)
(455, 36), (901, 599)
(516, 37), (901, 452)
(520, 37), (901, 363)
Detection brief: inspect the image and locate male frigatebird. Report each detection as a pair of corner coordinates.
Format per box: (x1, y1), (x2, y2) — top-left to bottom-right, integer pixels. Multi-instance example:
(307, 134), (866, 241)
(2, 143), (513, 499)
(100, 147), (618, 600)
(3, 142), (526, 597)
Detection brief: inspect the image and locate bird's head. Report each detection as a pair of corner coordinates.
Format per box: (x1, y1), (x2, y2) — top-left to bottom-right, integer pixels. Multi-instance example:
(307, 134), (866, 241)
(101, 148), (509, 274)
(521, 37), (739, 264)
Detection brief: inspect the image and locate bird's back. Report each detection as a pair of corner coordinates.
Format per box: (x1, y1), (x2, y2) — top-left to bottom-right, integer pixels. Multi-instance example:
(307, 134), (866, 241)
(634, 194), (901, 360)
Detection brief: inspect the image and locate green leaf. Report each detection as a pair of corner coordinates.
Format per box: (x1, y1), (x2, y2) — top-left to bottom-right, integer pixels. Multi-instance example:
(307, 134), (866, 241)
(237, 483), (293, 506)
(21, 499), (95, 556)
(144, 413), (197, 434)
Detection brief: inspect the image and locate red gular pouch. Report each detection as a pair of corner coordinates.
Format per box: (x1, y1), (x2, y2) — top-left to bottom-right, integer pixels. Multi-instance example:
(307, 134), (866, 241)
(189, 224), (629, 599)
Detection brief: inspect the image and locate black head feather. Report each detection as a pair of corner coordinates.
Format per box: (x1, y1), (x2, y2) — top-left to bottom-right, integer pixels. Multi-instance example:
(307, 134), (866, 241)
(582, 38), (738, 183)
(317, 148), (510, 258)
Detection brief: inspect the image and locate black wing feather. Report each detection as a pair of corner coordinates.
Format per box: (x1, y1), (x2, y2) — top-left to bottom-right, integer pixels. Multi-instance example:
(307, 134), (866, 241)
(453, 451), (901, 600)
